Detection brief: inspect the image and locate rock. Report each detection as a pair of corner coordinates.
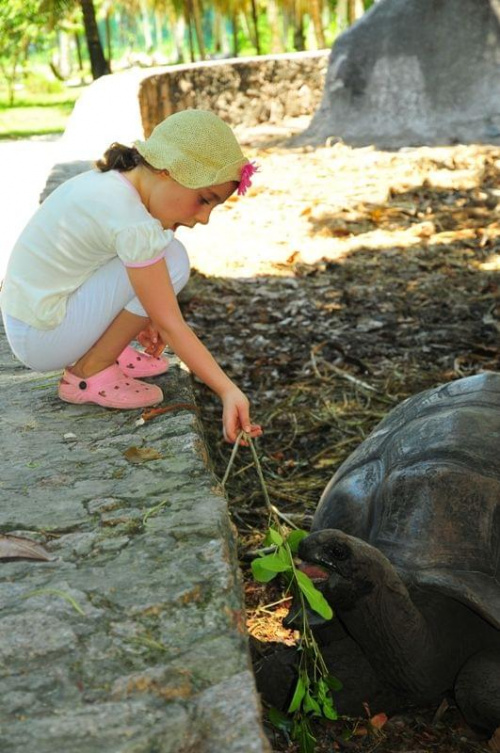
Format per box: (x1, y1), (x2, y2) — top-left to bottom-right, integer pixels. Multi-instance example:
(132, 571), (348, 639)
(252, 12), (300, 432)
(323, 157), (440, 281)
(300, 0), (500, 147)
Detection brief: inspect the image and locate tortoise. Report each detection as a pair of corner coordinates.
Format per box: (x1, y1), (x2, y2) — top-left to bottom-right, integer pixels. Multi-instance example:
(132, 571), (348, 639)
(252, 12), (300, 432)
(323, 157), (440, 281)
(254, 372), (500, 733)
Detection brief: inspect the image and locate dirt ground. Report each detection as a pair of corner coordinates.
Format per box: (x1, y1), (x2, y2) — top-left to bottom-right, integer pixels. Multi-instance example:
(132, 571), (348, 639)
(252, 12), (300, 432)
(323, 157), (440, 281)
(177, 126), (500, 753)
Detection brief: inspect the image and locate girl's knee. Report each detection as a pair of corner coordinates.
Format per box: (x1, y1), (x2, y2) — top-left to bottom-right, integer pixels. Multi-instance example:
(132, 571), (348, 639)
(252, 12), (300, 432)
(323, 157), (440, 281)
(166, 239), (190, 293)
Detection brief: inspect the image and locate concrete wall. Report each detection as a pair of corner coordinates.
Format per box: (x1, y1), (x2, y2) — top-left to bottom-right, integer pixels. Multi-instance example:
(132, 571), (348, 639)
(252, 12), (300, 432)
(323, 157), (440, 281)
(138, 50), (329, 136)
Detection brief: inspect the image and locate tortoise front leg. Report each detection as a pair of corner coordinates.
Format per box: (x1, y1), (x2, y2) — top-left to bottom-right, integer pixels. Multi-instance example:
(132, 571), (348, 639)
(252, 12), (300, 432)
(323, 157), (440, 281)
(454, 648), (500, 734)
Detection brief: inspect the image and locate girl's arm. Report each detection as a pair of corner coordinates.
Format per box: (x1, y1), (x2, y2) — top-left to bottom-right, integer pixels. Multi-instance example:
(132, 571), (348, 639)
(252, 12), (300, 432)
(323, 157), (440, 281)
(127, 259), (262, 443)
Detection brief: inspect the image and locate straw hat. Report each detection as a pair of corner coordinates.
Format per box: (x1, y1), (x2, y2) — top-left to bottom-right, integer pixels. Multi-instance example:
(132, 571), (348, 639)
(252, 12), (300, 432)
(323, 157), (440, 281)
(135, 109), (250, 189)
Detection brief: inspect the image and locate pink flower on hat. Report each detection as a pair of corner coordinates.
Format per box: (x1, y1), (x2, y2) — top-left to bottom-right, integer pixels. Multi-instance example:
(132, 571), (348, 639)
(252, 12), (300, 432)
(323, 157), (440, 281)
(238, 161), (259, 196)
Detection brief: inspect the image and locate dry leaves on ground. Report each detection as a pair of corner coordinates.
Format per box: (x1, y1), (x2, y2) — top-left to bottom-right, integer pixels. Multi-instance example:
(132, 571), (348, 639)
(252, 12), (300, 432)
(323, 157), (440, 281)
(0, 534), (52, 561)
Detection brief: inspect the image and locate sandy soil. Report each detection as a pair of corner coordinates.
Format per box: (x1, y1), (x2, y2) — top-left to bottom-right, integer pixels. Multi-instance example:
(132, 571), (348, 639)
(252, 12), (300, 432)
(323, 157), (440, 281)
(178, 124), (500, 281)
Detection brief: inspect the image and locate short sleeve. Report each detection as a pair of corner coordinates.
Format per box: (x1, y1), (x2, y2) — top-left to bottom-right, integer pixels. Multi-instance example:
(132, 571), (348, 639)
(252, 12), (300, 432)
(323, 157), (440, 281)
(114, 221), (175, 267)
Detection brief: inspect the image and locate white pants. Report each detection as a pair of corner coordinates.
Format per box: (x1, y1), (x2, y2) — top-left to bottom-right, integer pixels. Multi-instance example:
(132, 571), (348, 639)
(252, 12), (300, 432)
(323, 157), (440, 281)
(2, 239), (190, 373)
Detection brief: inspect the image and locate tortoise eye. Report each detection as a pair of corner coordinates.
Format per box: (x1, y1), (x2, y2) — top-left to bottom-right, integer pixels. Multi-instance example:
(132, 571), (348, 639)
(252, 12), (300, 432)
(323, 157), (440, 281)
(329, 542), (350, 561)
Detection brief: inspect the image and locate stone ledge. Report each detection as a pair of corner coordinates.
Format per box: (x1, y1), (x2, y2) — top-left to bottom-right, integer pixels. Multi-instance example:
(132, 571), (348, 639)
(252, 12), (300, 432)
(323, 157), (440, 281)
(139, 50), (329, 136)
(0, 326), (269, 749)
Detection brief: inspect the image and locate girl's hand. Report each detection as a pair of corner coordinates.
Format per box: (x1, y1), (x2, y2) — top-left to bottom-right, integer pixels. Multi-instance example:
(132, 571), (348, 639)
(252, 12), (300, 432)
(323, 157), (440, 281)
(222, 387), (263, 444)
(137, 324), (165, 357)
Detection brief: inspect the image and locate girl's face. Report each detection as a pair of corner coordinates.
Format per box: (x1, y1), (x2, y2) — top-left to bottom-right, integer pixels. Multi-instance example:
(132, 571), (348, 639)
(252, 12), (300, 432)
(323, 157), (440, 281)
(147, 172), (238, 231)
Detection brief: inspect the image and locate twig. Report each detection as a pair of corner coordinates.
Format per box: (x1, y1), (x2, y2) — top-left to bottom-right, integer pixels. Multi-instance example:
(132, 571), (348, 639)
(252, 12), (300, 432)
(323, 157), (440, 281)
(432, 697), (450, 724)
(222, 433), (301, 531)
(221, 432), (244, 488)
(141, 402), (198, 421)
(270, 504), (300, 530)
(240, 545), (277, 561)
(326, 362), (378, 393)
(246, 436), (300, 530)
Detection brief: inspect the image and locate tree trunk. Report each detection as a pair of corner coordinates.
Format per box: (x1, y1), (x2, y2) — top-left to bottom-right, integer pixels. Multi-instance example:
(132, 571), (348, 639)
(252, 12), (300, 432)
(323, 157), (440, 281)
(4, 49), (20, 106)
(74, 33), (84, 73)
(213, 9), (225, 55)
(105, 10), (112, 65)
(171, 12), (185, 63)
(184, 0), (197, 62)
(79, 0), (110, 79)
(310, 0), (326, 48)
(240, 11), (255, 49)
(292, 3), (306, 51)
(250, 0), (261, 54)
(347, 0), (364, 24)
(191, 0), (206, 59)
(231, 10), (239, 57)
(267, 0), (284, 53)
(336, 0), (348, 29)
(56, 31), (72, 78)
(139, 0), (153, 52)
(154, 9), (164, 50)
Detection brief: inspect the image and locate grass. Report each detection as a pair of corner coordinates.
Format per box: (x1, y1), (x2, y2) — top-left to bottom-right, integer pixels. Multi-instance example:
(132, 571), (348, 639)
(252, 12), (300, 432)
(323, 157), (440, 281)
(0, 86), (86, 139)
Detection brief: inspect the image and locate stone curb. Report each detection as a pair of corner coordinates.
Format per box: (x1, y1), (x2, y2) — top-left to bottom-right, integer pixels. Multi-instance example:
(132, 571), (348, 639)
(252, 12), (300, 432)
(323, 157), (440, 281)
(0, 230), (270, 751)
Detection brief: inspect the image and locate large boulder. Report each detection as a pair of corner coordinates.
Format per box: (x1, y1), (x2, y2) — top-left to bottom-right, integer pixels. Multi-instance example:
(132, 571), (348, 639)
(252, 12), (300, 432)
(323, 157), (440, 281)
(300, 0), (500, 147)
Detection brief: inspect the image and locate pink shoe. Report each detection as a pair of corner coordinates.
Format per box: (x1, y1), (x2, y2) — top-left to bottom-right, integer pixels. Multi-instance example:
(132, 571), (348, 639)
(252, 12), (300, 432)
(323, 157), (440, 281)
(117, 345), (169, 378)
(58, 364), (163, 409)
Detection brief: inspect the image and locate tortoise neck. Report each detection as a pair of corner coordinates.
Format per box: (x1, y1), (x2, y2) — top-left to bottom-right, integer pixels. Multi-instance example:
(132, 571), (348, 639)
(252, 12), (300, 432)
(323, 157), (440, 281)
(338, 579), (455, 699)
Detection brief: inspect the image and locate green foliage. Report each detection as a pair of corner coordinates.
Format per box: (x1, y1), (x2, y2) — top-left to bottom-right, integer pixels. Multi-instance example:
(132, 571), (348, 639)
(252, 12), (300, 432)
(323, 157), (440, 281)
(0, 82), (82, 139)
(222, 432), (342, 753)
(0, 0), (50, 104)
(222, 433), (342, 753)
(252, 527), (339, 751)
(21, 71), (65, 95)
(285, 528), (308, 554)
(252, 530), (333, 621)
(0, 0), (372, 110)
(252, 549), (290, 581)
(295, 569), (333, 621)
(292, 715), (316, 753)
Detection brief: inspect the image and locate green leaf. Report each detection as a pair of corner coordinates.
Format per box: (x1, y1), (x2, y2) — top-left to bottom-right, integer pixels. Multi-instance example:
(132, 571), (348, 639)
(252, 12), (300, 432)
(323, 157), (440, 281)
(267, 707), (293, 732)
(295, 570), (334, 621)
(321, 699), (338, 721)
(286, 529), (308, 554)
(303, 691), (322, 716)
(277, 545), (293, 566)
(251, 548), (293, 582)
(264, 527), (284, 547)
(292, 717), (316, 753)
(257, 550), (292, 573)
(316, 678), (328, 702)
(316, 681), (338, 720)
(251, 559), (278, 583)
(324, 674), (343, 692)
(288, 674), (307, 713)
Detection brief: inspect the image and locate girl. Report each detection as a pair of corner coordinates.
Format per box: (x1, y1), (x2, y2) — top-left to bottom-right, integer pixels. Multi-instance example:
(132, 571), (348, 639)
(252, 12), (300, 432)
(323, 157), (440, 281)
(0, 109), (262, 444)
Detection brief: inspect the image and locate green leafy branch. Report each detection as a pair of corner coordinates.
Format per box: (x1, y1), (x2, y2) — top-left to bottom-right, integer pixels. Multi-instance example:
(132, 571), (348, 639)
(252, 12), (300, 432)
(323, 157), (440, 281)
(223, 433), (342, 753)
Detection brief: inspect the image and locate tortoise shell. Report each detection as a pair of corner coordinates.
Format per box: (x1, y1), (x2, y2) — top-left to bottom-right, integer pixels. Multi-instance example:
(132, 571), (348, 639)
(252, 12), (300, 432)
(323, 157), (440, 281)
(311, 372), (500, 629)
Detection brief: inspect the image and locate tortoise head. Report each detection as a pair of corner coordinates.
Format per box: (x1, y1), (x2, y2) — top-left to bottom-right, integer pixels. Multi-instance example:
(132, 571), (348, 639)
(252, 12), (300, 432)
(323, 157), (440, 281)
(298, 529), (396, 602)
(283, 530), (368, 630)
(283, 529), (400, 630)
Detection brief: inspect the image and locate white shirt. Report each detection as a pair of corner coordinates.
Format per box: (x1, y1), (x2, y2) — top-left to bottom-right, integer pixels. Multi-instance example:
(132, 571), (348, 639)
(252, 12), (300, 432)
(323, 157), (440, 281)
(0, 169), (174, 329)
